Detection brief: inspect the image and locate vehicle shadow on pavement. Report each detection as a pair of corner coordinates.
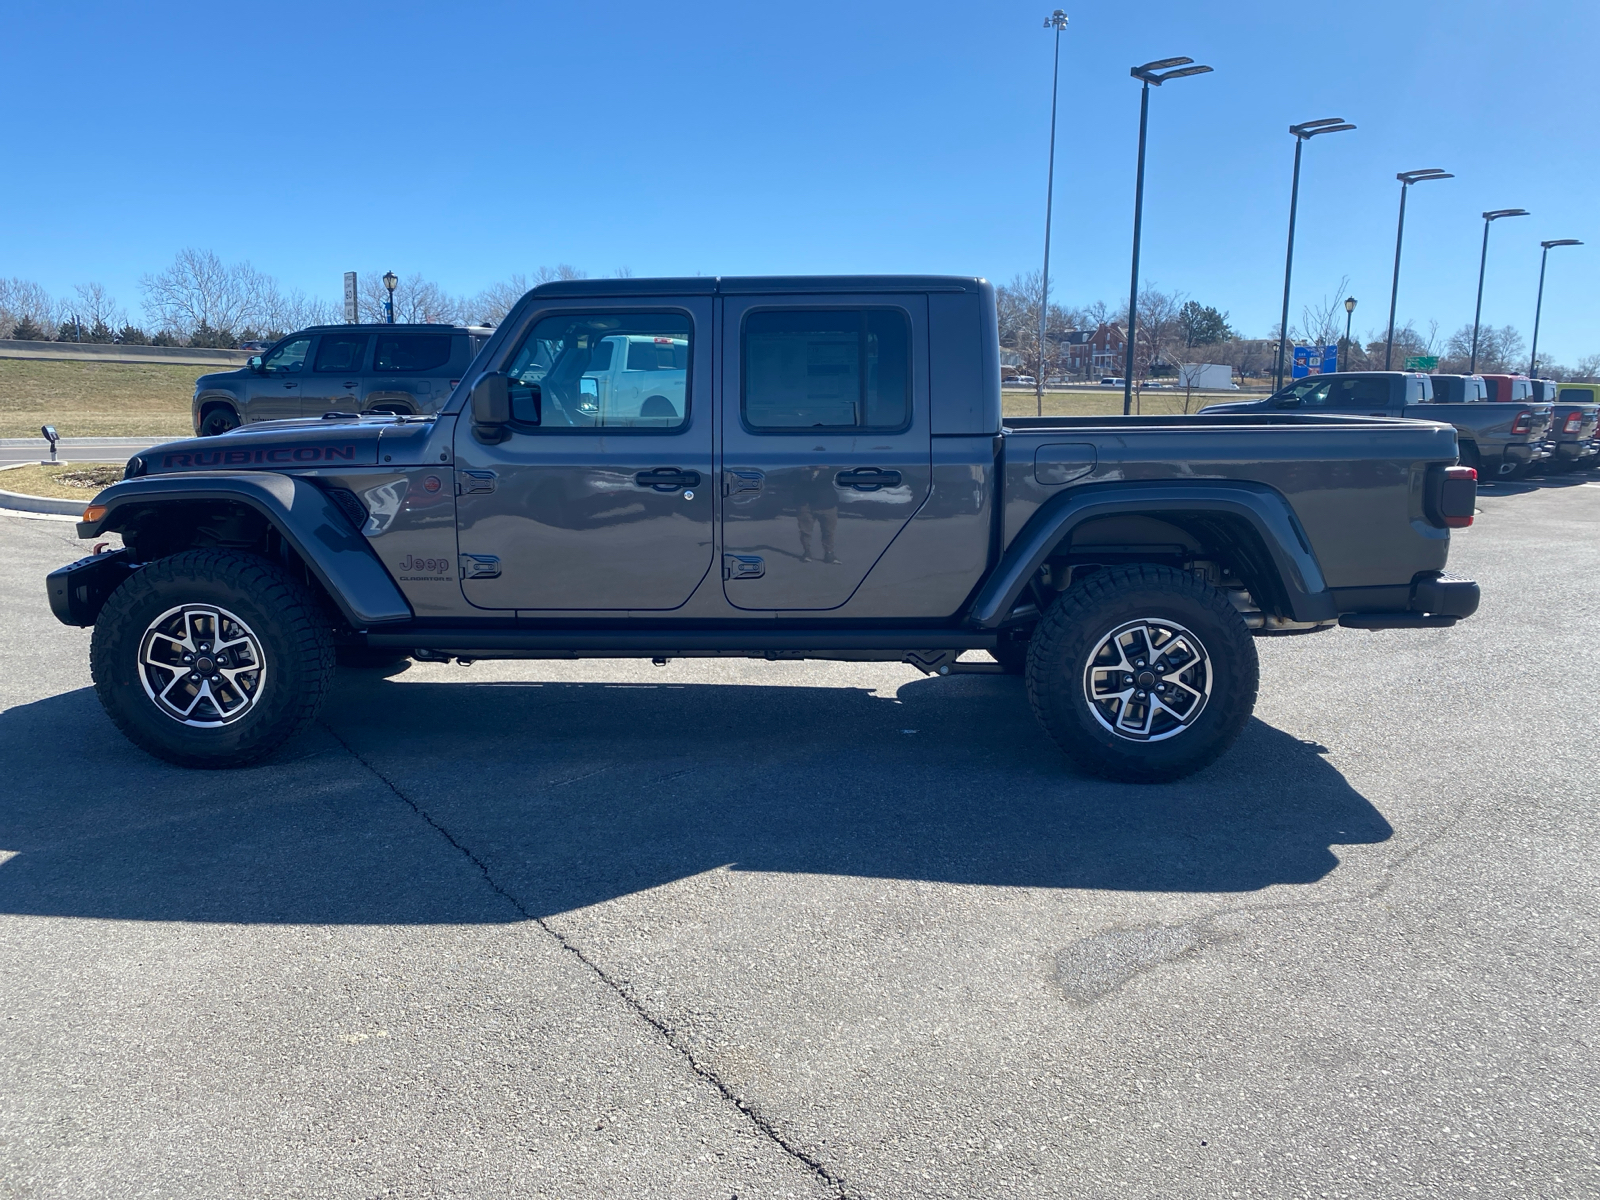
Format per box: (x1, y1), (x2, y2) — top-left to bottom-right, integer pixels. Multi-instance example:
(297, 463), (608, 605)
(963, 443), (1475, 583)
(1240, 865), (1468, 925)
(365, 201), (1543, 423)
(0, 676), (1391, 923)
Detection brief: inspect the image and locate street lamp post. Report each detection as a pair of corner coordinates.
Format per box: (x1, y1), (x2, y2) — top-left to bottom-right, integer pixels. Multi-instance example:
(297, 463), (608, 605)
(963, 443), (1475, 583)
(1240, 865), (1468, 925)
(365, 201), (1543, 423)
(1273, 118), (1356, 392)
(1383, 168), (1452, 369)
(1123, 56), (1213, 416)
(1470, 209), (1528, 372)
(1529, 238), (1582, 378)
(1342, 296), (1357, 368)
(1036, 9), (1070, 417)
(383, 271), (399, 325)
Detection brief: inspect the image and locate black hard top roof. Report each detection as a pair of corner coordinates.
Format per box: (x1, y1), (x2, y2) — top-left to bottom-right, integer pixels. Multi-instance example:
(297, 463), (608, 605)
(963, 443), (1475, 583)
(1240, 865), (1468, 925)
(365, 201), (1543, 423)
(295, 323), (490, 335)
(525, 275), (989, 298)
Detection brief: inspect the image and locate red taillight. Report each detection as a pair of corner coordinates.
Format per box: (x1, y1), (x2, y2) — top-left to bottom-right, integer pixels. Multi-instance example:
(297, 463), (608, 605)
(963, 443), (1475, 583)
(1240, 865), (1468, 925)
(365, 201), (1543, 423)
(1564, 412), (1584, 434)
(1441, 465), (1476, 528)
(1510, 410), (1533, 435)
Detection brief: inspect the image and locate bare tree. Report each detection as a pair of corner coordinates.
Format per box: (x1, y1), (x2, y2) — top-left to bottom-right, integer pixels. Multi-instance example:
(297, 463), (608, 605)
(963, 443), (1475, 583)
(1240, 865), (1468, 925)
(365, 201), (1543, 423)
(994, 270), (1076, 386)
(71, 282), (126, 337)
(1133, 284), (1185, 381)
(140, 249), (257, 335)
(1440, 323), (1525, 374)
(357, 272), (464, 325)
(1574, 353), (1600, 381)
(1293, 276), (1352, 348)
(0, 278), (61, 338)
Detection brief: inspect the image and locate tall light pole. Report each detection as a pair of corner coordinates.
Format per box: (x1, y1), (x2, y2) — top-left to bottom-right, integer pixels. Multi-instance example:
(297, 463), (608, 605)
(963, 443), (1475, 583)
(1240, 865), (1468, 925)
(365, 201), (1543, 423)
(1470, 209), (1528, 372)
(1123, 56), (1213, 416)
(383, 270), (399, 325)
(1273, 118), (1356, 391)
(1383, 168), (1452, 369)
(1529, 238), (1582, 378)
(1036, 9), (1070, 417)
(1342, 296), (1357, 368)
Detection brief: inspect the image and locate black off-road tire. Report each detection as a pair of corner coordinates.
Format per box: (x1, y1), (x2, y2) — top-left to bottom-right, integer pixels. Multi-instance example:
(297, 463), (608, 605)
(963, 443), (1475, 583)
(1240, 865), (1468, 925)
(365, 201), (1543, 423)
(199, 407), (240, 437)
(988, 627), (1031, 675)
(90, 550), (336, 768)
(1026, 563), (1258, 783)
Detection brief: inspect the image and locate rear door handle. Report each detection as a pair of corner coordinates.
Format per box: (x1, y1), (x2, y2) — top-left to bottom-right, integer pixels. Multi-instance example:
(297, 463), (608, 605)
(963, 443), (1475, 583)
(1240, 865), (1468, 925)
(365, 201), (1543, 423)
(283, 382), (298, 389)
(634, 468), (701, 492)
(835, 468), (902, 491)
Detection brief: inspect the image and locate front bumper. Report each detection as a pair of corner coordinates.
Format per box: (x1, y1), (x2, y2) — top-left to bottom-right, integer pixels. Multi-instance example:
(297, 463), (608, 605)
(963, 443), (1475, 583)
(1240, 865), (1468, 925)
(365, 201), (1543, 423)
(46, 548), (137, 626)
(1338, 571), (1480, 630)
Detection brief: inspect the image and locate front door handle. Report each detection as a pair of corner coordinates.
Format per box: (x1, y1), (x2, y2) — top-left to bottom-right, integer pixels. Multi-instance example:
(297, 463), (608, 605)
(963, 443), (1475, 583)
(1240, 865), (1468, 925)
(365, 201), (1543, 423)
(835, 468), (902, 491)
(283, 382), (298, 389)
(634, 468), (701, 492)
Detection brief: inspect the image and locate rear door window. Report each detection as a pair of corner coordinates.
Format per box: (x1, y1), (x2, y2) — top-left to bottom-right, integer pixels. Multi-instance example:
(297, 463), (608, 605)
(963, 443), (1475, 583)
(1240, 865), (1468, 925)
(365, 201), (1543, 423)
(741, 309), (911, 430)
(1324, 377), (1393, 408)
(374, 333), (453, 372)
(313, 333), (369, 372)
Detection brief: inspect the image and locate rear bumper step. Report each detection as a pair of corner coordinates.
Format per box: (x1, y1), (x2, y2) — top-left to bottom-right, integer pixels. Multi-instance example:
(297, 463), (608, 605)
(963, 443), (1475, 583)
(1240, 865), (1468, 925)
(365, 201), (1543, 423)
(1339, 572), (1479, 630)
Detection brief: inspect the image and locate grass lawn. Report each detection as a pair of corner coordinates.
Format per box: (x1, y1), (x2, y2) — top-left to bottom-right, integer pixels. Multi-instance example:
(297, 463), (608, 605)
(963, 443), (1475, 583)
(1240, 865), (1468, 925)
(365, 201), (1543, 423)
(1000, 387), (1226, 418)
(0, 358), (197, 438)
(0, 461), (126, 499)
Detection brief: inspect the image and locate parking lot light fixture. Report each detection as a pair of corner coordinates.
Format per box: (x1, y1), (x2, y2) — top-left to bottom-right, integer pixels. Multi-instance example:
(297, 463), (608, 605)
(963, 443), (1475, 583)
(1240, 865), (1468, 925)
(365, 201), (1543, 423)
(1470, 209), (1529, 372)
(1383, 169), (1453, 370)
(1123, 56), (1214, 415)
(1343, 296), (1357, 366)
(1037, 9), (1070, 417)
(383, 271), (398, 325)
(1273, 119), (1357, 391)
(1529, 238), (1582, 379)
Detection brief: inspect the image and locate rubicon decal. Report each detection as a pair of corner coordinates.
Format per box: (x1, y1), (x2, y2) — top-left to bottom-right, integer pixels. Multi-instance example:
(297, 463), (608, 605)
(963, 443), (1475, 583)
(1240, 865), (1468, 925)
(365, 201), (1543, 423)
(160, 445), (359, 468)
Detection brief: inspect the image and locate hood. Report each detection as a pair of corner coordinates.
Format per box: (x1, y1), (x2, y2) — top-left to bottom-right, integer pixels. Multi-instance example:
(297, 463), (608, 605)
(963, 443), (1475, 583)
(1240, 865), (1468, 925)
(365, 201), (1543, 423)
(127, 414), (442, 478)
(195, 367), (251, 389)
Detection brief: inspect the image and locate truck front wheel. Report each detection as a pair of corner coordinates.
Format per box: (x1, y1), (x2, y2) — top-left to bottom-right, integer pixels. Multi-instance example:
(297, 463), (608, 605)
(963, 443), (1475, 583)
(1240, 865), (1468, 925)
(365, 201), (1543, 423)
(1026, 564), (1258, 782)
(90, 550), (336, 768)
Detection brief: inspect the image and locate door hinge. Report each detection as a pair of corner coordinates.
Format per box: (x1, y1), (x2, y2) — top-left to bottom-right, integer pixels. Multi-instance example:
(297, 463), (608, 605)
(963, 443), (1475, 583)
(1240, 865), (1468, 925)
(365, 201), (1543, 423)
(723, 469), (764, 496)
(722, 554), (765, 580)
(458, 470), (497, 494)
(460, 554), (501, 579)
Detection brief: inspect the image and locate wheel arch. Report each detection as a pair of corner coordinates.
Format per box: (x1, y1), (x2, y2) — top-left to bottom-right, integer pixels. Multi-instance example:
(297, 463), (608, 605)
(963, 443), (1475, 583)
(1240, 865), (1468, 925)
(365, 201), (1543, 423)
(194, 394), (241, 433)
(76, 474), (412, 629)
(966, 481), (1335, 629)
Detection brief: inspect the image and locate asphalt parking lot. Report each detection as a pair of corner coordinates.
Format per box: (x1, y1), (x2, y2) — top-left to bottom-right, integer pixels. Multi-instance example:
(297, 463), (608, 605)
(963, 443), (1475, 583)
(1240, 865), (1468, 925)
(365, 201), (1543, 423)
(1, 479), (1596, 1199)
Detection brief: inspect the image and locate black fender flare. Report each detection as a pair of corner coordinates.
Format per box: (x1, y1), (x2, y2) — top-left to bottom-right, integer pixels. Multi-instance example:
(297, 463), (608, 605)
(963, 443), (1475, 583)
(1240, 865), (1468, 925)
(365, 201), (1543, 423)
(78, 472), (412, 628)
(965, 481), (1334, 629)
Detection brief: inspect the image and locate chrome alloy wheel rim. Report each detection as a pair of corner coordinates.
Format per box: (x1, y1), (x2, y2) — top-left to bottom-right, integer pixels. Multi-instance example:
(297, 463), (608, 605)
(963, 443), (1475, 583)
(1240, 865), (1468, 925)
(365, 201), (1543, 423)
(137, 604), (266, 727)
(1082, 618), (1212, 742)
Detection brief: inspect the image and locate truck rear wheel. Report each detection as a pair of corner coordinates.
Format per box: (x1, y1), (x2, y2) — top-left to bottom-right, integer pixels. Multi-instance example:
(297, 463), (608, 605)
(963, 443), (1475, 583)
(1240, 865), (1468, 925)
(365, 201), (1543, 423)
(1026, 564), (1258, 782)
(90, 550), (336, 768)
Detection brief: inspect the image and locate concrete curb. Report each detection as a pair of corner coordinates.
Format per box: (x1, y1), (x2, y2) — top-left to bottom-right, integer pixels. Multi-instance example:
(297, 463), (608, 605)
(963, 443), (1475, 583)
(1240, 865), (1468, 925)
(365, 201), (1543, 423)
(0, 462), (100, 515)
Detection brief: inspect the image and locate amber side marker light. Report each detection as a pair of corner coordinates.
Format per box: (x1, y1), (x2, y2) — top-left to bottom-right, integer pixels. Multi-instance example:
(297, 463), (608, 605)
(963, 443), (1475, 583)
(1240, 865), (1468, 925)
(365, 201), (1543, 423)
(81, 504), (107, 523)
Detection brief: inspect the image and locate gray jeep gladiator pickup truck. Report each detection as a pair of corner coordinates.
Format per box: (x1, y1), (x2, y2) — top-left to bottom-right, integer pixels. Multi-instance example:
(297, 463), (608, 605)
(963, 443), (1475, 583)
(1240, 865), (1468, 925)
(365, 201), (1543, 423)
(47, 276), (1480, 782)
(1202, 370), (1554, 479)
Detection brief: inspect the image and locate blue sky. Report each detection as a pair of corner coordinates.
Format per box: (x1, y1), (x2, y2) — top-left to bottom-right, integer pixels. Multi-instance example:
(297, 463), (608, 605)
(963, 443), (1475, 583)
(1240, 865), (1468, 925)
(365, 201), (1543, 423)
(4, 0), (1595, 362)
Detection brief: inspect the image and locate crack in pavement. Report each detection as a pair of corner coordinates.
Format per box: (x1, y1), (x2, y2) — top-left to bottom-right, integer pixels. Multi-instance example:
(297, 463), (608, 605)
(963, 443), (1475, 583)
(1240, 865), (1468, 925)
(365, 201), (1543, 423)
(321, 723), (851, 1200)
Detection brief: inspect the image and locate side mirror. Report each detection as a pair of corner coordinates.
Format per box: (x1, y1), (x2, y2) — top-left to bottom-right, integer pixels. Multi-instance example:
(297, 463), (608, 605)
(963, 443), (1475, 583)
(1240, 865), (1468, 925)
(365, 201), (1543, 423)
(471, 373), (511, 442)
(247, 355), (264, 372)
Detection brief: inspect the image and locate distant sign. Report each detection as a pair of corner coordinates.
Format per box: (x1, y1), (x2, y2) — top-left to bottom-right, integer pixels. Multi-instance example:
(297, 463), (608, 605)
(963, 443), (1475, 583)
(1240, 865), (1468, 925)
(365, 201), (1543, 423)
(1292, 344), (1338, 378)
(1404, 355), (1439, 371)
(343, 272), (358, 324)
